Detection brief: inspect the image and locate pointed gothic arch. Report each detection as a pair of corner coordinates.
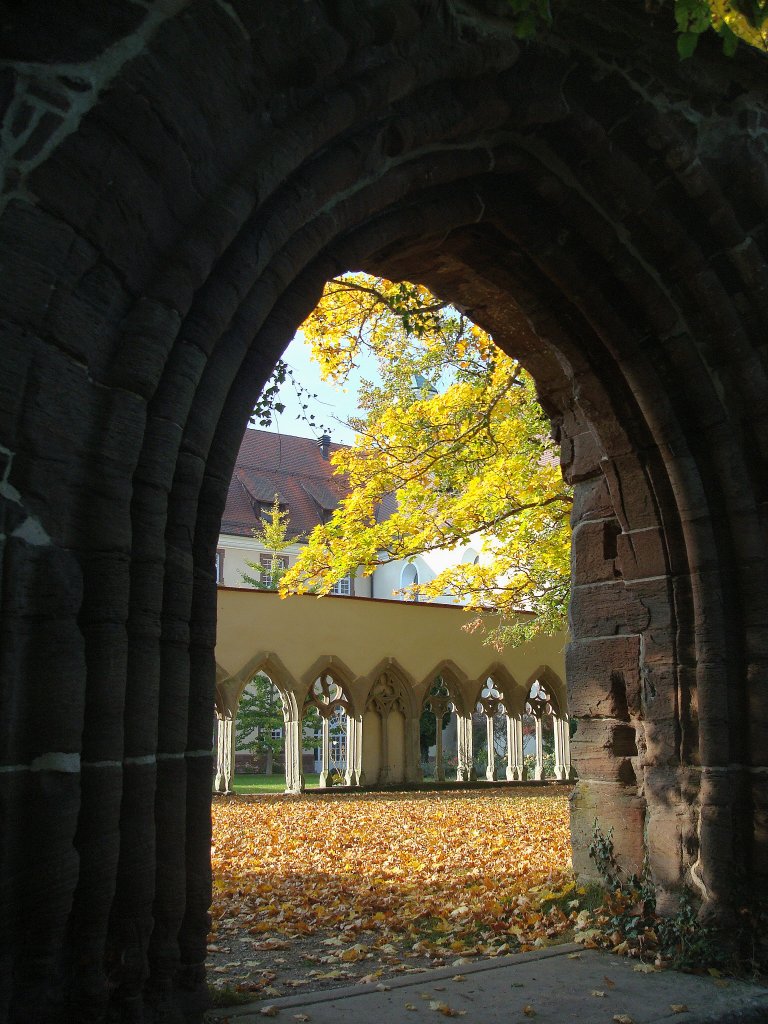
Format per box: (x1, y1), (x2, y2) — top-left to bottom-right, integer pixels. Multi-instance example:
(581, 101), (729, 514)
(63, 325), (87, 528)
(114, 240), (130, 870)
(420, 662), (473, 782)
(522, 667), (572, 783)
(361, 659), (419, 786)
(301, 658), (359, 788)
(523, 666), (566, 717)
(213, 653), (302, 795)
(420, 660), (469, 718)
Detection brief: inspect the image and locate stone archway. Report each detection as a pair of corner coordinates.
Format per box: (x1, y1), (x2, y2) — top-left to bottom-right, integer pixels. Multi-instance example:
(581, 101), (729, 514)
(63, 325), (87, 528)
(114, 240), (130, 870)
(214, 652), (299, 794)
(421, 662), (470, 783)
(1, 3), (768, 1020)
(362, 659), (419, 787)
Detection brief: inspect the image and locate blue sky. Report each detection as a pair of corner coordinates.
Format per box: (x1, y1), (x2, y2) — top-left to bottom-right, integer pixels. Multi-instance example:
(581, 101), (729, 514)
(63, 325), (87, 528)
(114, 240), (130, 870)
(251, 332), (375, 445)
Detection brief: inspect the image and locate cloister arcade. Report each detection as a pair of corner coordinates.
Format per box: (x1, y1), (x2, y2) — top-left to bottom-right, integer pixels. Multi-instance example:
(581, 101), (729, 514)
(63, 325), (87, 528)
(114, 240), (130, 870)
(213, 588), (571, 793)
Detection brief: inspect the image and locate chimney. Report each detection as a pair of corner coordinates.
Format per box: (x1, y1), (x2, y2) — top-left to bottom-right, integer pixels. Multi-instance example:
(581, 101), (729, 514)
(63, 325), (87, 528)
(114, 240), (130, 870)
(317, 432), (331, 460)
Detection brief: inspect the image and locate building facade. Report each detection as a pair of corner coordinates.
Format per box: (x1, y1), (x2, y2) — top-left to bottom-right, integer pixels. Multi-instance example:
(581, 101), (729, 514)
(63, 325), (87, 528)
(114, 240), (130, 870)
(215, 429), (570, 791)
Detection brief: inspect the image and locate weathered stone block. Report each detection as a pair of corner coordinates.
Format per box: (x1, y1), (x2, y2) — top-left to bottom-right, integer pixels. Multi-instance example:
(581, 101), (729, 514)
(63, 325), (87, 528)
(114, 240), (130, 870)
(562, 427), (603, 484)
(601, 454), (661, 532)
(571, 517), (621, 585)
(570, 780), (646, 880)
(616, 527), (668, 580)
(571, 717), (638, 781)
(46, 256), (131, 377)
(571, 474), (616, 527)
(0, 202), (76, 330)
(569, 579), (651, 637)
(567, 635), (640, 719)
(0, 538), (85, 763)
(108, 298), (182, 399)
(571, 575), (673, 653)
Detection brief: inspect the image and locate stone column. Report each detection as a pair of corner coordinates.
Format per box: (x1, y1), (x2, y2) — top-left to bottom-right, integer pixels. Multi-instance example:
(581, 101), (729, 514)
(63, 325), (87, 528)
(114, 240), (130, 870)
(345, 714), (363, 787)
(435, 712), (445, 782)
(456, 715), (475, 782)
(283, 716), (303, 794)
(534, 717), (544, 780)
(319, 717), (331, 788)
(554, 716), (570, 781)
(429, 696), (451, 782)
(562, 718), (573, 780)
(214, 714), (234, 794)
(553, 715), (563, 779)
(506, 713), (523, 781)
(485, 714), (497, 781)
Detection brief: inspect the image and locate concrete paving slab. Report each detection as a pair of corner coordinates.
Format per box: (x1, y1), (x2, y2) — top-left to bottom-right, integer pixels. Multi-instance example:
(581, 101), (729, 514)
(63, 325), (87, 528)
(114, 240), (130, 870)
(205, 944), (768, 1024)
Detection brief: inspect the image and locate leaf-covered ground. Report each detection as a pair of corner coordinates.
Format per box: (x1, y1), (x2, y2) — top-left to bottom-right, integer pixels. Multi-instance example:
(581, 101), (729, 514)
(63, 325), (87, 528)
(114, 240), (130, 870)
(209, 788), (575, 1001)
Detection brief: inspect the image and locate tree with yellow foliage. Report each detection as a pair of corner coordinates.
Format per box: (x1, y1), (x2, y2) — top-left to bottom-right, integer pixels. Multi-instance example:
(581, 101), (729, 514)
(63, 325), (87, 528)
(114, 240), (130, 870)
(242, 494), (295, 590)
(495, 0), (768, 57)
(672, 0), (768, 57)
(277, 275), (572, 649)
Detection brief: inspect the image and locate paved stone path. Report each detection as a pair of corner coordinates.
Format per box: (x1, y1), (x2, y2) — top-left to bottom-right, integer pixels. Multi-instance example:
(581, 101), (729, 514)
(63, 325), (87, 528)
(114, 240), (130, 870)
(205, 944), (768, 1023)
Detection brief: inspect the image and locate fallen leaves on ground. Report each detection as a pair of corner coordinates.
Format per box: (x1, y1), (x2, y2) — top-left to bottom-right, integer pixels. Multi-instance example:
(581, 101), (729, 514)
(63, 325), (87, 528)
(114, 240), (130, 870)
(209, 788), (572, 997)
(429, 999), (466, 1016)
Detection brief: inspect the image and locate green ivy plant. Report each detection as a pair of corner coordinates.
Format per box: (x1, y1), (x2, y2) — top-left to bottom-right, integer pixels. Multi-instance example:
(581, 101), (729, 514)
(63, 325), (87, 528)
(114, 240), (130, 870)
(587, 821), (726, 972)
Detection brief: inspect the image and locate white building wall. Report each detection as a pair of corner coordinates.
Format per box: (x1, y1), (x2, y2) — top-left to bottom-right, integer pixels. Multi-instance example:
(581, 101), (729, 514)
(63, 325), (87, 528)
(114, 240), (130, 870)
(218, 533), (372, 597)
(371, 541), (485, 605)
(217, 535), (306, 589)
(217, 534), (484, 603)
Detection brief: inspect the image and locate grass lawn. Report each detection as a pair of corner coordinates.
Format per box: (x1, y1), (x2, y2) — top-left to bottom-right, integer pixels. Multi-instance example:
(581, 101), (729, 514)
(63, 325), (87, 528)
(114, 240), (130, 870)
(232, 772), (321, 793)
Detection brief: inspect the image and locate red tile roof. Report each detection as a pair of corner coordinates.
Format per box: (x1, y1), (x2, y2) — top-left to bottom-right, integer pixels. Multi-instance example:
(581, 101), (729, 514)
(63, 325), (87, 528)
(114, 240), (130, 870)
(220, 429), (350, 540)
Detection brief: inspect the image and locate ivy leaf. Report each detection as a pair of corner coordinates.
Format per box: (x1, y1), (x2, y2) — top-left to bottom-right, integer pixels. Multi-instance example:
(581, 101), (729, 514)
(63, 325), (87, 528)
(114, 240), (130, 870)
(677, 30), (700, 58)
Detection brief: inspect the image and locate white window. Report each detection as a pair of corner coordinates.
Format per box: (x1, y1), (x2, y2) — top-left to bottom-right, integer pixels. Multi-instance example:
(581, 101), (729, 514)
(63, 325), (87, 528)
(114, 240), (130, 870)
(259, 553), (288, 587)
(330, 575), (352, 596)
(215, 549), (225, 584)
(400, 563), (419, 600)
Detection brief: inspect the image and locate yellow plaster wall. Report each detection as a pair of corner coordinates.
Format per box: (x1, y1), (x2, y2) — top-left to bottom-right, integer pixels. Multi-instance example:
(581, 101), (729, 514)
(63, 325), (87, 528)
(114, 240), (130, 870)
(216, 588), (567, 713)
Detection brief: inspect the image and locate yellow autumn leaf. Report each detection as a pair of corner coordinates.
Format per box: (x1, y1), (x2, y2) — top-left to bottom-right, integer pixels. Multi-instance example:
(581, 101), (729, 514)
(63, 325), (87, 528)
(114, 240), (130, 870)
(340, 945), (366, 962)
(429, 1002), (466, 1017)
